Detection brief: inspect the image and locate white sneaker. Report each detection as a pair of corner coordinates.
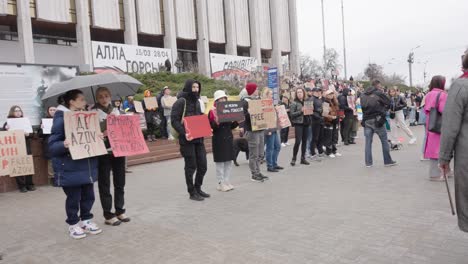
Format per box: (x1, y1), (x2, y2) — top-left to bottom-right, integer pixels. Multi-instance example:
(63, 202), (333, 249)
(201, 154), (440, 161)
(328, 154), (336, 158)
(409, 137), (417, 145)
(168, 136), (175, 141)
(217, 183), (231, 192)
(225, 182), (234, 190)
(69, 224), (86, 239)
(285, 142), (291, 146)
(80, 220), (102, 235)
(281, 143), (286, 147)
(335, 153), (342, 157)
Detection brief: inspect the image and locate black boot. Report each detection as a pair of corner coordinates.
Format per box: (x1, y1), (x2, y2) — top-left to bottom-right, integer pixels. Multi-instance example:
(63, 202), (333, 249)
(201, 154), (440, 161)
(190, 192), (204, 201)
(301, 159), (310, 165)
(196, 188), (211, 198)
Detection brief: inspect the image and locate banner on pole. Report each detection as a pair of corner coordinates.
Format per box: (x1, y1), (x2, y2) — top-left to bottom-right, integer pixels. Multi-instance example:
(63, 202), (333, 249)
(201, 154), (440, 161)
(107, 115), (149, 157)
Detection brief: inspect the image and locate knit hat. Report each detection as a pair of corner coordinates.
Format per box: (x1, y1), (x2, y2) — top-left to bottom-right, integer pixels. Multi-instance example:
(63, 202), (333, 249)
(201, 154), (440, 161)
(246, 83), (258, 96)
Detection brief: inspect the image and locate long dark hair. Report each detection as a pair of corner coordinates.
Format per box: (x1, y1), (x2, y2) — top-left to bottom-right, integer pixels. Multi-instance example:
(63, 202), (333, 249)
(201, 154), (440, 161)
(295, 88), (306, 102)
(429, 76), (446, 91)
(62, 89), (84, 108)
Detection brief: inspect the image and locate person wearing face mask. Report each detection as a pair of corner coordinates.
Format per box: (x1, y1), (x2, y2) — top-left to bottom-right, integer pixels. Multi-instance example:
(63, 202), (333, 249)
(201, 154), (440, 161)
(48, 89), (102, 239)
(171, 79), (210, 201)
(91, 87), (130, 226)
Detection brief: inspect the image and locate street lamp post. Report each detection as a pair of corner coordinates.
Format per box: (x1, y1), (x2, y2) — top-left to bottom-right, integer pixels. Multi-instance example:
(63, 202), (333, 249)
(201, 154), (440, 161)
(407, 45), (421, 88)
(321, 0), (327, 77)
(341, 0), (348, 80)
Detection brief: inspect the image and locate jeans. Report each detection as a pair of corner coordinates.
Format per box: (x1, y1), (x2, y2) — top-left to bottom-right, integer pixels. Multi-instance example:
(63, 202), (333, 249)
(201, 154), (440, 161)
(265, 131), (281, 169)
(364, 119), (393, 166)
(215, 161), (233, 184)
(180, 142), (208, 194)
(246, 131), (264, 176)
(293, 124), (309, 160)
(63, 183), (95, 225)
(98, 154), (126, 220)
(165, 116), (172, 138)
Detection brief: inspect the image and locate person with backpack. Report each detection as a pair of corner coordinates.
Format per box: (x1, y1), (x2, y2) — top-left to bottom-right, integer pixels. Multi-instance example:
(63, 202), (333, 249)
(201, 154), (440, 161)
(171, 79), (210, 201)
(360, 80), (397, 168)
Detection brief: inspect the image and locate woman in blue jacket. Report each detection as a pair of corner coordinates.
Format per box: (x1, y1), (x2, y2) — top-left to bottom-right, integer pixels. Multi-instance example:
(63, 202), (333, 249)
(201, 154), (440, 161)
(48, 89), (102, 239)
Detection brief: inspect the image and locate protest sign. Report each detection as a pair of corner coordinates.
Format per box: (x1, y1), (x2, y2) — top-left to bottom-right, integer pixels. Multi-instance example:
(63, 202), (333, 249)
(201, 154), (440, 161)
(303, 101), (314, 116)
(163, 96), (177, 108)
(0, 130), (28, 176)
(184, 115), (212, 139)
(41, 118), (53, 134)
(347, 95), (356, 115)
(143, 97), (158, 110)
(107, 115), (149, 157)
(322, 102), (330, 117)
(9, 155), (34, 177)
(201, 96), (209, 104)
(134, 101), (144, 113)
(216, 101), (245, 123)
(248, 99), (277, 131)
(275, 105), (291, 128)
(7, 118), (33, 133)
(64, 111), (107, 160)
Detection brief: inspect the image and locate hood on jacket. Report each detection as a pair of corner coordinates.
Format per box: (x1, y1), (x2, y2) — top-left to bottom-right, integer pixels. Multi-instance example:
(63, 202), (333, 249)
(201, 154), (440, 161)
(364, 86), (378, 95)
(56, 104), (70, 112)
(178, 79), (202, 101)
(342, 88), (350, 96)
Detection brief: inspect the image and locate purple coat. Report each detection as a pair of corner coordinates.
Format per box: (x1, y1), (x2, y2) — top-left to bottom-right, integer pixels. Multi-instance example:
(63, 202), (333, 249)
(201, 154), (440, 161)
(424, 88), (448, 159)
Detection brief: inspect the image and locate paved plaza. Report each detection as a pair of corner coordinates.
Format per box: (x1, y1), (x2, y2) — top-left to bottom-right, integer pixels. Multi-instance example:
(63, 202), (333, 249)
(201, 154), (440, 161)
(1, 126), (467, 264)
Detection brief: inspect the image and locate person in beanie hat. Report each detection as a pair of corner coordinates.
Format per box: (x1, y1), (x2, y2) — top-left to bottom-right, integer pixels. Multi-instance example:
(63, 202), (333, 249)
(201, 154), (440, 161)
(241, 83), (269, 182)
(208, 90), (238, 192)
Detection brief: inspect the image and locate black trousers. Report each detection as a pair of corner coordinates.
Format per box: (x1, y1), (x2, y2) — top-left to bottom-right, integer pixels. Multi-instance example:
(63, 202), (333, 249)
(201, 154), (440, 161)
(180, 142), (207, 194)
(15, 175), (34, 189)
(63, 183), (95, 225)
(280, 127), (290, 143)
(310, 121), (324, 156)
(292, 124), (309, 160)
(341, 115), (354, 143)
(323, 124), (338, 155)
(160, 113), (168, 138)
(98, 154), (126, 220)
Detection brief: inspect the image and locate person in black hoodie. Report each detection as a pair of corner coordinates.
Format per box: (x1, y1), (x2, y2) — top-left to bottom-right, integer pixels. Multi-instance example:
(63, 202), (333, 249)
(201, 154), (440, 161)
(338, 88), (355, 145)
(309, 88), (324, 159)
(171, 79), (210, 201)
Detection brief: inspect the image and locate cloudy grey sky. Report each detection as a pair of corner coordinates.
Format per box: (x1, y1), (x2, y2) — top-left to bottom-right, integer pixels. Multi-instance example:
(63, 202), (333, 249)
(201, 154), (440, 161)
(297, 0), (468, 86)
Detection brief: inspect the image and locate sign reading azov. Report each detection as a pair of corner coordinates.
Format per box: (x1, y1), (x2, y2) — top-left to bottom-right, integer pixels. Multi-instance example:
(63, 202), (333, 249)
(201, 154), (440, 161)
(92, 41), (172, 74)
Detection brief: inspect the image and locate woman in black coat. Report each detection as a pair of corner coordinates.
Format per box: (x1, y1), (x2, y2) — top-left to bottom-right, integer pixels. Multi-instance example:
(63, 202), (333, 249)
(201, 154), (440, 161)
(209, 90), (238, 192)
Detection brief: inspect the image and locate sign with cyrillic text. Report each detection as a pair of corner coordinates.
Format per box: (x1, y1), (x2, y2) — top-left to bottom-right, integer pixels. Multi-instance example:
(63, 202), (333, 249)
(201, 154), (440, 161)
(216, 101), (244, 123)
(0, 130), (28, 176)
(107, 115), (149, 157)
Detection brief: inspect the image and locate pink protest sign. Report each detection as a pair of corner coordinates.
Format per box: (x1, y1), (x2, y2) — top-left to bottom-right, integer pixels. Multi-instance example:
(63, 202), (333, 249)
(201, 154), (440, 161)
(107, 115), (149, 157)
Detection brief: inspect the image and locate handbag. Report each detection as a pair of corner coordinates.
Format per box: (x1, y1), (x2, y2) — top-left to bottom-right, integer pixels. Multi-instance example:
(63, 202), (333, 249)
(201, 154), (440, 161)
(169, 98), (186, 139)
(428, 92), (442, 134)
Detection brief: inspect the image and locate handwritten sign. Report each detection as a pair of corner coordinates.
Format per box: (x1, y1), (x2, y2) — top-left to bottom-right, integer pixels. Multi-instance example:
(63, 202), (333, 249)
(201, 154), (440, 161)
(322, 102), (330, 117)
(216, 101), (245, 123)
(107, 115), (149, 157)
(275, 105), (291, 128)
(184, 115), (212, 139)
(41, 118), (53, 134)
(143, 97), (158, 110)
(163, 96), (177, 108)
(64, 111), (108, 160)
(7, 118), (33, 133)
(134, 101), (144, 113)
(0, 130), (28, 176)
(303, 101), (314, 116)
(9, 155), (34, 177)
(248, 99), (277, 131)
(347, 95), (356, 115)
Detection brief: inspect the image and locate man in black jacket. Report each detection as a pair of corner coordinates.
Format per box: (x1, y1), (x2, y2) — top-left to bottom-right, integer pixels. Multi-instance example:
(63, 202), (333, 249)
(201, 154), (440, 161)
(360, 80), (396, 168)
(309, 88), (324, 159)
(338, 88), (355, 145)
(171, 79), (210, 201)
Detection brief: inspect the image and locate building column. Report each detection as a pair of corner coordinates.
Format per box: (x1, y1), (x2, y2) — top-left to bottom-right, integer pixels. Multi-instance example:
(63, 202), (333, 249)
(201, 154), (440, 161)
(270, 0), (282, 75)
(162, 0), (178, 73)
(75, 0), (93, 72)
(224, 0), (237, 55)
(288, 0), (300, 75)
(16, 0), (34, 63)
(123, 0), (138, 45)
(195, 0), (210, 76)
(248, 0), (261, 63)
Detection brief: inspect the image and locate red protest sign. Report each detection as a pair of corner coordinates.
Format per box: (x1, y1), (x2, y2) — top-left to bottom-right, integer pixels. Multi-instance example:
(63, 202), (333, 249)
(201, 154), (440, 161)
(184, 115), (212, 140)
(107, 115), (149, 157)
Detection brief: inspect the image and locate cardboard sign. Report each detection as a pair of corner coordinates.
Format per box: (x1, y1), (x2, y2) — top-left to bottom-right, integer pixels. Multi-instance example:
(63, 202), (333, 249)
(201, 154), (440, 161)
(183, 115), (212, 139)
(9, 155), (34, 177)
(322, 102), (330, 117)
(303, 101), (314, 116)
(248, 99), (277, 131)
(107, 115), (149, 157)
(64, 111), (108, 160)
(216, 101), (245, 123)
(163, 96), (177, 108)
(347, 95), (356, 115)
(41, 118), (53, 134)
(143, 97), (158, 110)
(0, 130), (28, 176)
(275, 105), (291, 128)
(7, 118), (33, 133)
(201, 96), (209, 104)
(134, 101), (144, 113)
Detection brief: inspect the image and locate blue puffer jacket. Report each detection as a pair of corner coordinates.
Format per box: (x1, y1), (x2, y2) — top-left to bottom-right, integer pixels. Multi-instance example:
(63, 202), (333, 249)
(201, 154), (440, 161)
(48, 108), (98, 187)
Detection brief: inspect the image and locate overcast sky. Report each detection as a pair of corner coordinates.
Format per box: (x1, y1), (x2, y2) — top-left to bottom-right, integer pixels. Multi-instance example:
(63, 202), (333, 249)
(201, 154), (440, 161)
(297, 0), (468, 86)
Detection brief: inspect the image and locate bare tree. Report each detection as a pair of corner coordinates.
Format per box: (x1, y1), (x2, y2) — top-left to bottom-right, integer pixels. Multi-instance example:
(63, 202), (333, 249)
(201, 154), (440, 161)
(364, 63), (385, 81)
(322, 48), (342, 78)
(384, 73), (406, 86)
(299, 53), (322, 81)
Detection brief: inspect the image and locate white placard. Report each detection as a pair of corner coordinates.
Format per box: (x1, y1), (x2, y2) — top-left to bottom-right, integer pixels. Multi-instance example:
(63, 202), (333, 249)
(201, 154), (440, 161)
(92, 41), (172, 74)
(7, 118), (33, 133)
(41, 118), (53, 134)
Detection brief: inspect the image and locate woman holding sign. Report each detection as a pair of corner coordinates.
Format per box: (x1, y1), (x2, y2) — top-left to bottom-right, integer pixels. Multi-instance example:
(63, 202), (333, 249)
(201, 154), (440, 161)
(3, 105), (35, 192)
(48, 90), (102, 239)
(289, 88), (311, 166)
(208, 90), (239, 192)
(92, 87), (130, 226)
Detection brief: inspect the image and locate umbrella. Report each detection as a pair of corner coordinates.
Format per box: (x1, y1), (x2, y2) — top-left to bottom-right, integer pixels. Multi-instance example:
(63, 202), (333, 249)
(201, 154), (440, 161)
(41, 72), (142, 106)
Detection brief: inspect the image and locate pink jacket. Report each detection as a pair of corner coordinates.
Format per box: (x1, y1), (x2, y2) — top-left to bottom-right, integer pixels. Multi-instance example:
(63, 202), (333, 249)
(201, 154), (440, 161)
(424, 88), (448, 159)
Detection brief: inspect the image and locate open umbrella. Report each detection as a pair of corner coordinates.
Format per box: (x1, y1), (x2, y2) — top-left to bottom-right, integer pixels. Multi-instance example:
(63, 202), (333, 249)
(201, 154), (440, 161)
(41, 72), (142, 106)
